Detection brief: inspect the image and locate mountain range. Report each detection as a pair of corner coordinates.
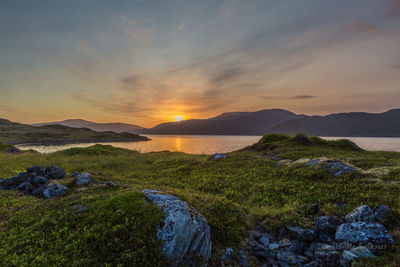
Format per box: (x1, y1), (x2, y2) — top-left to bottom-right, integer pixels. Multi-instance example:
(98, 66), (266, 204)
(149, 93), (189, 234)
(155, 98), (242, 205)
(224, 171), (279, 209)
(34, 108), (400, 137)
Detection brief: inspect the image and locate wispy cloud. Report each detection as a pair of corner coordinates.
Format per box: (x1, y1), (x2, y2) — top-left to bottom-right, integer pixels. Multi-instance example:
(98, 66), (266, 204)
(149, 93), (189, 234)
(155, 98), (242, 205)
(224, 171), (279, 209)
(263, 95), (317, 100)
(348, 21), (377, 34)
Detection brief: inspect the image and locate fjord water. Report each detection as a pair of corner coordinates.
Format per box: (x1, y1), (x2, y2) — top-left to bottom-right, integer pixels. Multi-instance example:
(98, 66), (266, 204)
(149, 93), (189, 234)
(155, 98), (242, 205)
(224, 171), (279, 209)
(16, 135), (400, 154)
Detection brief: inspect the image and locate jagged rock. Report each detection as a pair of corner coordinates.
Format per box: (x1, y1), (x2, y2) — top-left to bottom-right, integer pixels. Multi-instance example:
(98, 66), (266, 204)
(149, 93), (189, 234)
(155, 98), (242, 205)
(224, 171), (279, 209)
(43, 184), (67, 198)
(335, 222), (394, 244)
(143, 190), (211, 267)
(315, 216), (343, 233)
(221, 247), (234, 266)
(45, 166), (66, 179)
(237, 250), (250, 267)
(26, 166), (45, 176)
(345, 205), (376, 223)
(340, 246), (375, 266)
(76, 173), (91, 186)
(373, 204), (391, 223)
(104, 181), (116, 187)
(287, 226), (316, 241)
(323, 161), (356, 177)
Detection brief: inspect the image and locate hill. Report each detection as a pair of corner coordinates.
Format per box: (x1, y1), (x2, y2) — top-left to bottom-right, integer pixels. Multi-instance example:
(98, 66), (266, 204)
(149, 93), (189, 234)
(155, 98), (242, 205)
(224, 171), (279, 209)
(33, 119), (146, 134)
(146, 109), (300, 135)
(145, 108), (400, 137)
(272, 109), (400, 137)
(0, 118), (149, 145)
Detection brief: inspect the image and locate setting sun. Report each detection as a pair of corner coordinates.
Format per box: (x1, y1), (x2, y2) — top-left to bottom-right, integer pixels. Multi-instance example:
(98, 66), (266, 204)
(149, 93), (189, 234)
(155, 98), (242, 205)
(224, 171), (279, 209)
(173, 115), (184, 122)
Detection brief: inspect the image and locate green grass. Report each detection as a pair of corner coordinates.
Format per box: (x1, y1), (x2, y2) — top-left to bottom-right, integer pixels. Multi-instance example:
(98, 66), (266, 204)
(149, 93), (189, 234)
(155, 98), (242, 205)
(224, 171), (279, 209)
(0, 133), (400, 266)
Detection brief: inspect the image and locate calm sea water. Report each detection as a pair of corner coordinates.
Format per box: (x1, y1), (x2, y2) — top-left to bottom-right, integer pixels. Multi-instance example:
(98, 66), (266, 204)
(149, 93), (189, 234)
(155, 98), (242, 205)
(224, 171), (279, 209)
(15, 135), (400, 154)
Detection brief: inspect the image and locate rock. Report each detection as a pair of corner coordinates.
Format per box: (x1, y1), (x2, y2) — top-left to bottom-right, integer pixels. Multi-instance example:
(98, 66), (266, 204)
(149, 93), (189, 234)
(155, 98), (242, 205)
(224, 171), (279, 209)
(345, 205), (375, 223)
(259, 236), (270, 247)
(43, 184), (67, 198)
(304, 261), (319, 267)
(31, 176), (48, 187)
(323, 161), (356, 177)
(221, 247), (234, 266)
(287, 226), (316, 241)
(276, 159), (292, 166)
(237, 250), (250, 267)
(335, 222), (394, 244)
(76, 173), (91, 186)
(318, 231), (335, 243)
(210, 153), (227, 160)
(71, 171), (80, 176)
(340, 246), (375, 266)
(26, 166), (45, 176)
(305, 159), (321, 167)
(315, 251), (339, 267)
(45, 166), (66, 179)
(293, 134), (312, 146)
(31, 185), (46, 197)
(269, 243), (279, 250)
(277, 251), (298, 265)
(143, 189), (211, 267)
(373, 204), (391, 223)
(315, 216), (343, 233)
(23, 182), (35, 194)
(104, 181), (116, 187)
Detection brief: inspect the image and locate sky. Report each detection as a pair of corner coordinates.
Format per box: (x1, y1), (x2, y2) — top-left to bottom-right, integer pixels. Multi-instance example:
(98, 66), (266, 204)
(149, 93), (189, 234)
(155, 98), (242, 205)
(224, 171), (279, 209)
(0, 0), (399, 127)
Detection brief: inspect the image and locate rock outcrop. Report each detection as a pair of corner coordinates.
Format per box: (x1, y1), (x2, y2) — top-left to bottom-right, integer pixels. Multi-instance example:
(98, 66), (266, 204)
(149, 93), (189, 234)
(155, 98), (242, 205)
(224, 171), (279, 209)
(143, 189), (212, 267)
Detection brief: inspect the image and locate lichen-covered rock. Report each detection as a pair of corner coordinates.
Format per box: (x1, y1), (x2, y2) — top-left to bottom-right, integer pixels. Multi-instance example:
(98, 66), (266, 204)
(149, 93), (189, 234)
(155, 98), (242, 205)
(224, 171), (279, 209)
(345, 205), (375, 223)
(373, 204), (391, 223)
(335, 222), (394, 244)
(340, 246), (375, 266)
(43, 184), (67, 198)
(143, 189), (211, 267)
(45, 166), (66, 179)
(315, 216), (343, 233)
(76, 173), (91, 185)
(323, 161), (357, 177)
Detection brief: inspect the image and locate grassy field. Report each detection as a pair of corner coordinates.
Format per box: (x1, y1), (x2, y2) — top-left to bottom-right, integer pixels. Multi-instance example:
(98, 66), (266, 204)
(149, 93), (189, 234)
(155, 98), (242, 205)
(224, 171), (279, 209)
(0, 134), (399, 266)
(0, 118), (149, 144)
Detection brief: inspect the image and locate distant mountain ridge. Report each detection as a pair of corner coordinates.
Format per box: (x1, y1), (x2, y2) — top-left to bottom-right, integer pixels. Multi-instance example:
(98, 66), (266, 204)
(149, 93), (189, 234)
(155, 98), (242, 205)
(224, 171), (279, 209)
(32, 108), (400, 137)
(33, 119), (146, 134)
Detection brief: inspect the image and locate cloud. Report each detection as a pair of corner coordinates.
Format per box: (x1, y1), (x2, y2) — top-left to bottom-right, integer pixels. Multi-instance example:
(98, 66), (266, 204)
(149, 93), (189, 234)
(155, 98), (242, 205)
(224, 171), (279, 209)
(263, 95), (317, 100)
(117, 15), (156, 43)
(390, 63), (400, 69)
(348, 21), (377, 34)
(385, 0), (400, 18)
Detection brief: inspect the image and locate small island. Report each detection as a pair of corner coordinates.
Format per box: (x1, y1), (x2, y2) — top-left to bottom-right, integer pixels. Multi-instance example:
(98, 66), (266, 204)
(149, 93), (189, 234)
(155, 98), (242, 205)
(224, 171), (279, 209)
(0, 118), (150, 145)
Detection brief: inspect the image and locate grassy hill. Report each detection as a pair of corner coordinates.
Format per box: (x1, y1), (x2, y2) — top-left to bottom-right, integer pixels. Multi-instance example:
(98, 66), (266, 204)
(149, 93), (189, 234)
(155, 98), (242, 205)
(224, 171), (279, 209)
(0, 118), (149, 144)
(0, 135), (399, 265)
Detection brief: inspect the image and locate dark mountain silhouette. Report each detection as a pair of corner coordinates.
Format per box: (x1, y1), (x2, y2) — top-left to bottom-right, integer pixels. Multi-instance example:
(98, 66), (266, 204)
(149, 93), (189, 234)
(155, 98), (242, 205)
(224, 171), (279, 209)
(271, 109), (400, 137)
(144, 108), (400, 136)
(33, 119), (146, 134)
(145, 109), (301, 135)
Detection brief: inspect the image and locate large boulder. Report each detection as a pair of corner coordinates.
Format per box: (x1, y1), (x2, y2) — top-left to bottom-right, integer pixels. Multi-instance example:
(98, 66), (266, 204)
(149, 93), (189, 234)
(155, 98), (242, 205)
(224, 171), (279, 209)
(315, 216), (343, 233)
(43, 184), (67, 198)
(143, 190), (211, 267)
(45, 166), (66, 179)
(345, 205), (375, 223)
(335, 222), (394, 244)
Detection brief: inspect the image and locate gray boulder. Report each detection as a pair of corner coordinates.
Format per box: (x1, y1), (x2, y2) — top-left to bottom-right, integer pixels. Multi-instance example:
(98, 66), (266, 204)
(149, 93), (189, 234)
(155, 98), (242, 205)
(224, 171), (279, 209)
(45, 166), (66, 179)
(43, 184), (67, 198)
(373, 204), (391, 223)
(335, 222), (394, 244)
(345, 205), (375, 223)
(76, 173), (91, 186)
(143, 190), (211, 267)
(315, 216), (343, 233)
